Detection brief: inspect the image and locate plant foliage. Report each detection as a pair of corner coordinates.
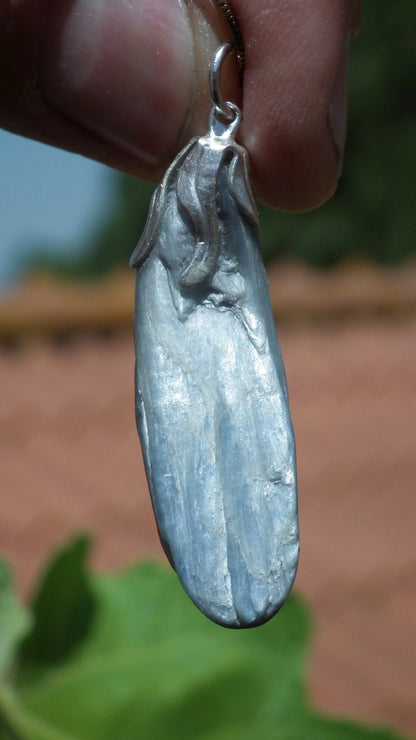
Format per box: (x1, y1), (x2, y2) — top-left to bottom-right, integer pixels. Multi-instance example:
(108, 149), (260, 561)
(0, 537), (405, 740)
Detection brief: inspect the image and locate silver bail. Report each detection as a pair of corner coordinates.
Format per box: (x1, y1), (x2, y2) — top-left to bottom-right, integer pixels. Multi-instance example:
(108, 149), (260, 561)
(209, 41), (238, 121)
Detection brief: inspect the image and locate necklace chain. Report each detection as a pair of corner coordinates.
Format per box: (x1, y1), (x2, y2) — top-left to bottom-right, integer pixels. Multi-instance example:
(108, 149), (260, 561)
(212, 0), (244, 73)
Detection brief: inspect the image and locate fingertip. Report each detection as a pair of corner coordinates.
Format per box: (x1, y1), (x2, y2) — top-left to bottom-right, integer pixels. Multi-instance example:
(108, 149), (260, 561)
(235, 0), (350, 211)
(243, 106), (340, 212)
(42, 0), (196, 165)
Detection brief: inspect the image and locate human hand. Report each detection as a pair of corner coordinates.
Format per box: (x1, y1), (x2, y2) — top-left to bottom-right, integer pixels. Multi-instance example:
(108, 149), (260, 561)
(0, 0), (363, 210)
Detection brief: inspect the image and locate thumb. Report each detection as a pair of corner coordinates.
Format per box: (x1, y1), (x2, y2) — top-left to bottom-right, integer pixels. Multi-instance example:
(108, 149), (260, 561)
(1, 0), (235, 180)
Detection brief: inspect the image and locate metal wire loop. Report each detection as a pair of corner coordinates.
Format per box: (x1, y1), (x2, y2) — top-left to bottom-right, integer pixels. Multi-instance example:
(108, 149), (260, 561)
(212, 0), (245, 73)
(209, 42), (238, 122)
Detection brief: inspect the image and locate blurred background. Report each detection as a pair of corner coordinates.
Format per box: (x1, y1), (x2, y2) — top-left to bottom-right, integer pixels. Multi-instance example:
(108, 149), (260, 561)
(0, 0), (415, 737)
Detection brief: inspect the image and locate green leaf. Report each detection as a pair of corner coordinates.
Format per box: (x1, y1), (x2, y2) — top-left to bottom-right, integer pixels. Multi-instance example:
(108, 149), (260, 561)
(0, 685), (75, 740)
(0, 558), (30, 683)
(7, 548), (404, 740)
(18, 535), (96, 668)
(0, 536), (405, 739)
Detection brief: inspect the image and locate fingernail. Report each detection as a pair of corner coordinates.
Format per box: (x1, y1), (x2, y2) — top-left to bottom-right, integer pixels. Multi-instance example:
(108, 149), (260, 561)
(327, 38), (349, 178)
(42, 0), (195, 165)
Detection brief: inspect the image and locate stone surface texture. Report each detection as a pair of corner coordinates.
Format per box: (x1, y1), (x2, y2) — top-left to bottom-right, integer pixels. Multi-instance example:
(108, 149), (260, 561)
(131, 124), (298, 627)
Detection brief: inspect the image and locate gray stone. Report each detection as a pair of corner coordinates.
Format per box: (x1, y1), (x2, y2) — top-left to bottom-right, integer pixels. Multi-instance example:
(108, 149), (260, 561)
(131, 115), (299, 627)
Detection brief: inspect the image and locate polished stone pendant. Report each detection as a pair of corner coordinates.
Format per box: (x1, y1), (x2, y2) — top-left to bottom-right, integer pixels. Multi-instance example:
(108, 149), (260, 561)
(131, 47), (299, 628)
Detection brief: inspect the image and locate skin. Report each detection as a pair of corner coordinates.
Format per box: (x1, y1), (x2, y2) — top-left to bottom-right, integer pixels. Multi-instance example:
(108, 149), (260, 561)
(0, 0), (364, 211)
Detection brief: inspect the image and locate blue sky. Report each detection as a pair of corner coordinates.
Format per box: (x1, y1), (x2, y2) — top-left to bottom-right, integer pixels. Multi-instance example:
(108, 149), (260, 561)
(0, 129), (115, 290)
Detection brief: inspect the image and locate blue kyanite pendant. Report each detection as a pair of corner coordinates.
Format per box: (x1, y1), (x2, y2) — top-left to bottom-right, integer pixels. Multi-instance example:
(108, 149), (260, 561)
(130, 45), (299, 628)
